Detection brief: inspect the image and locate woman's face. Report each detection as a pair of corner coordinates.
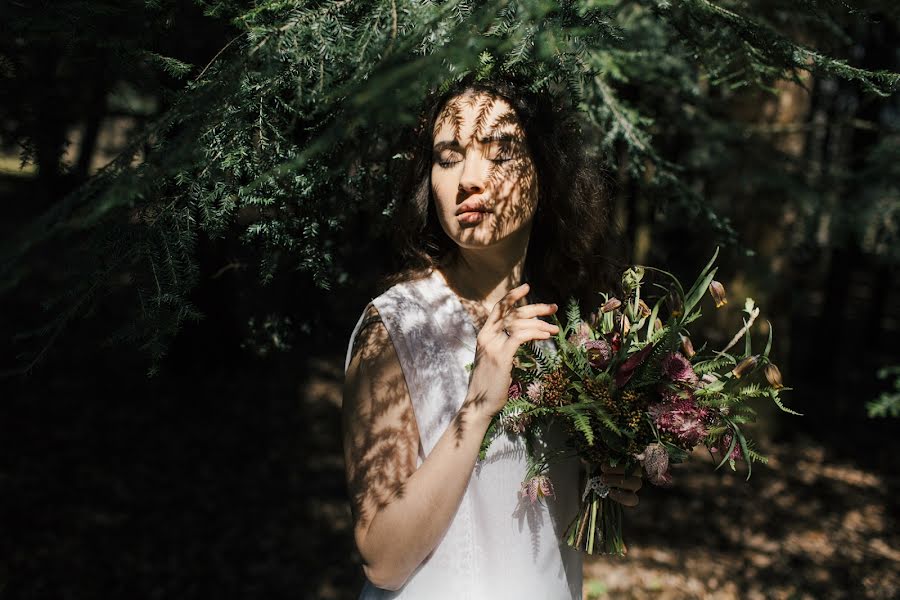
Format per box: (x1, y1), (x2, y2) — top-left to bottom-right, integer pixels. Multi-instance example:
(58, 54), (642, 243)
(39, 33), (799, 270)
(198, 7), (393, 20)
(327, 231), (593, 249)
(430, 91), (539, 250)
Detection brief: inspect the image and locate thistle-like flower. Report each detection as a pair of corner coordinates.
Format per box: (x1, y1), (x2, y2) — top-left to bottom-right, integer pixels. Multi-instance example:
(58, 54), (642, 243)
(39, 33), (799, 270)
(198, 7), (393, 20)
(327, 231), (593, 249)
(660, 351), (699, 384)
(648, 397), (709, 446)
(526, 380), (543, 403)
(709, 280), (728, 308)
(764, 363), (784, 389)
(520, 474), (555, 504)
(731, 355), (759, 379)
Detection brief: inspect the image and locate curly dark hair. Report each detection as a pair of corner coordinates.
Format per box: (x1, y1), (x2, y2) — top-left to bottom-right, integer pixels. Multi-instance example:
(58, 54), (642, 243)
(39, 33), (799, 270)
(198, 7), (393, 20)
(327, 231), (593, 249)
(381, 72), (629, 311)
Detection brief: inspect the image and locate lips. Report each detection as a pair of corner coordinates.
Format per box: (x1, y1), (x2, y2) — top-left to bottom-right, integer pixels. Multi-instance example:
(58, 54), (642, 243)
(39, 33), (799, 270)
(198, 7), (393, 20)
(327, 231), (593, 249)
(455, 200), (492, 215)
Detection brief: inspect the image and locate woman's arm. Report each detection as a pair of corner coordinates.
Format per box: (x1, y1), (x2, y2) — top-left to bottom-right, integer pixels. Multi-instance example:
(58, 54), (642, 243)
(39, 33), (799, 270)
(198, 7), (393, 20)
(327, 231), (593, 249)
(342, 304), (493, 591)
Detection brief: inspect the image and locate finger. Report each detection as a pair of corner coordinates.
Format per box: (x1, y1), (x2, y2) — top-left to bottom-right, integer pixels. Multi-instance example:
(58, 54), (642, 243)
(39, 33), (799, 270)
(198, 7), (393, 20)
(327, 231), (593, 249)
(505, 318), (560, 335)
(502, 326), (553, 350)
(601, 474), (642, 492)
(608, 489), (639, 507)
(507, 303), (559, 320)
(486, 283), (531, 330)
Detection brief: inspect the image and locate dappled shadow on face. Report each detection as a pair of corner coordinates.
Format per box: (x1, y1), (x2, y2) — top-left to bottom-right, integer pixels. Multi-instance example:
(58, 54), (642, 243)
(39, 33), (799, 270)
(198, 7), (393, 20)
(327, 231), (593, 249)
(342, 304), (419, 533)
(431, 92), (539, 250)
(583, 435), (900, 599)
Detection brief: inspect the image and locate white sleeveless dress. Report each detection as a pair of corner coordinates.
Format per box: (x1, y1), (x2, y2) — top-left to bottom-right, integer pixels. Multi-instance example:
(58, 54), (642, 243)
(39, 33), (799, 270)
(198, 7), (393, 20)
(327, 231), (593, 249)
(344, 268), (583, 600)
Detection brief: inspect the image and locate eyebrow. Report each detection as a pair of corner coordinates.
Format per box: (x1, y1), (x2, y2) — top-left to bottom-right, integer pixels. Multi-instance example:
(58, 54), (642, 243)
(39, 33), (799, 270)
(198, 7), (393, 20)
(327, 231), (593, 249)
(432, 131), (523, 151)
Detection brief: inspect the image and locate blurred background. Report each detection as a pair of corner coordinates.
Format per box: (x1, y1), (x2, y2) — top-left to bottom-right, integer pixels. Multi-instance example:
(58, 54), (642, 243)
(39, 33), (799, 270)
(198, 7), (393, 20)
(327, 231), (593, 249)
(1, 1), (898, 599)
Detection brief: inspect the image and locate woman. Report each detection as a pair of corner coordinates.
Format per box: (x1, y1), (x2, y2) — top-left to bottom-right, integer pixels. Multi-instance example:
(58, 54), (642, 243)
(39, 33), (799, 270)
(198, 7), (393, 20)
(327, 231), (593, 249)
(342, 74), (643, 599)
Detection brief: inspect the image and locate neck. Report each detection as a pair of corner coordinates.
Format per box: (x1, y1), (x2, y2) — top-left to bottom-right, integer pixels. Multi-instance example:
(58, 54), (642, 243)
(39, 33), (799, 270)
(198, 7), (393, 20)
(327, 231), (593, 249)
(439, 227), (531, 309)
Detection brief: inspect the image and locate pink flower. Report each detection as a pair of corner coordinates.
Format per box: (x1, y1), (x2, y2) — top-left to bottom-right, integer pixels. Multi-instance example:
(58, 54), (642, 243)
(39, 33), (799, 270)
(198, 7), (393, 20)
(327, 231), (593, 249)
(634, 443), (672, 487)
(709, 431), (744, 461)
(660, 352), (698, 384)
(585, 339), (613, 370)
(508, 381), (522, 400)
(526, 381), (543, 403)
(567, 322), (592, 347)
(520, 475), (555, 504)
(648, 397), (709, 447)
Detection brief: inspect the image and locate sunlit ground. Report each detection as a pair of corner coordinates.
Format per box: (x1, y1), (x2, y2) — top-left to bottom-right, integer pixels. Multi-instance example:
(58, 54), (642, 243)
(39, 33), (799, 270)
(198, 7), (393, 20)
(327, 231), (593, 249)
(1, 354), (897, 599)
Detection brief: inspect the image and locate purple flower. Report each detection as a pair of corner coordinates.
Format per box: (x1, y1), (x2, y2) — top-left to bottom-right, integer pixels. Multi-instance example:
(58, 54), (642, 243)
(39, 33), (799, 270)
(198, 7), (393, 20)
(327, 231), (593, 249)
(520, 475), (555, 504)
(634, 443), (672, 487)
(648, 397), (709, 447)
(709, 431), (744, 461)
(585, 339), (613, 370)
(614, 342), (655, 387)
(508, 381), (523, 400)
(661, 352), (699, 384)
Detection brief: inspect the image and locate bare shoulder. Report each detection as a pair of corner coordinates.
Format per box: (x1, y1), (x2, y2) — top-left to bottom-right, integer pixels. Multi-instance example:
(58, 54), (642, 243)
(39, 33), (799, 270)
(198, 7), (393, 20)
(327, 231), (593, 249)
(342, 302), (419, 534)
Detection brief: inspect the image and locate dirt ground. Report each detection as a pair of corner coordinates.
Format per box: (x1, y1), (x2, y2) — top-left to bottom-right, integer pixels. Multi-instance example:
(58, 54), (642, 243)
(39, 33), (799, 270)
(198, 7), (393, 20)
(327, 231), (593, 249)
(1, 354), (897, 599)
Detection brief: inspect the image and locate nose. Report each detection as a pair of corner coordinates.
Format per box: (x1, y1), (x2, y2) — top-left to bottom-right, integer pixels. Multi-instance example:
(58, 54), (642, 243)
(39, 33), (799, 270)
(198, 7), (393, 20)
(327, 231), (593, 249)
(458, 151), (488, 195)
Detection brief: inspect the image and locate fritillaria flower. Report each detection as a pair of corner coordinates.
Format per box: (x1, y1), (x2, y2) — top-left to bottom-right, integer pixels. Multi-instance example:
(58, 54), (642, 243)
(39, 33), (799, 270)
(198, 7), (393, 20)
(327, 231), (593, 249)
(731, 355), (759, 379)
(520, 474), (555, 504)
(709, 280), (728, 308)
(634, 443), (672, 487)
(637, 299), (652, 318)
(764, 363), (784, 389)
(508, 381), (523, 400)
(709, 431), (744, 461)
(585, 339), (614, 370)
(601, 297), (622, 313)
(680, 334), (696, 358)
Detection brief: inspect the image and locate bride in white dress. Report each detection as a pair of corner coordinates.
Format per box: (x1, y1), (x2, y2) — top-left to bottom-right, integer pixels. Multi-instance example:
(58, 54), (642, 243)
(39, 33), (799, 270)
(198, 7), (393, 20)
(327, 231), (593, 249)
(342, 74), (643, 599)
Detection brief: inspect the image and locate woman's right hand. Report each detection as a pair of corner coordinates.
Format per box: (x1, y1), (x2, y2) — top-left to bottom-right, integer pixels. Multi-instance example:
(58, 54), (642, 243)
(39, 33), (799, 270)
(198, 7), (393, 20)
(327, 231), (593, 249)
(466, 283), (560, 420)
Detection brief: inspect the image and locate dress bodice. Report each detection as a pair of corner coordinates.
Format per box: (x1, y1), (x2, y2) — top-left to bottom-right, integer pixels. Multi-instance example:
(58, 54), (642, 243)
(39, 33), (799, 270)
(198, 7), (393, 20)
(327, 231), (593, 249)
(344, 268), (582, 600)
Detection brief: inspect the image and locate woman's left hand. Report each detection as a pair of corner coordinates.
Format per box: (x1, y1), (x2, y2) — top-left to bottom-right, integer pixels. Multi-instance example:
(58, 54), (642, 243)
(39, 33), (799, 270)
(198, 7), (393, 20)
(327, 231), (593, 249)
(600, 462), (642, 507)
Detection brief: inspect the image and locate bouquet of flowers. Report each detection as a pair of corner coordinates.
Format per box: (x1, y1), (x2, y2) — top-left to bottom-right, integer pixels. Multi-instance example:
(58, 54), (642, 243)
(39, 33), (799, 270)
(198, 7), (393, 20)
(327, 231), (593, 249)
(478, 248), (801, 555)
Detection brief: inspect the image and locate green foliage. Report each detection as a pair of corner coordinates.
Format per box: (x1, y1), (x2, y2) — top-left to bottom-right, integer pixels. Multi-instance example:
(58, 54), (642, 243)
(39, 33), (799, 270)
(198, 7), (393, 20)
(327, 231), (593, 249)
(2, 0), (897, 373)
(866, 366), (900, 418)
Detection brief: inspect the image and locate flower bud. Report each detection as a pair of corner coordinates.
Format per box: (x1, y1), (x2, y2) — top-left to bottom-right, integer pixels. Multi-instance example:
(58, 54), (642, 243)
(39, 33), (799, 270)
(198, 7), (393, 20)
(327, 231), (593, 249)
(654, 317), (663, 332)
(680, 334), (696, 358)
(666, 289), (683, 317)
(600, 297), (622, 313)
(764, 363), (783, 389)
(709, 280), (727, 308)
(731, 355), (758, 379)
(622, 267), (644, 291)
(638, 299), (652, 318)
(621, 314), (631, 335)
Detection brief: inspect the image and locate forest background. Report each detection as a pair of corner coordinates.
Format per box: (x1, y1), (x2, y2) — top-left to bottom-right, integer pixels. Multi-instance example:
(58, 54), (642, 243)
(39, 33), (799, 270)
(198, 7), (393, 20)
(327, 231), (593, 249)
(1, 1), (898, 598)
